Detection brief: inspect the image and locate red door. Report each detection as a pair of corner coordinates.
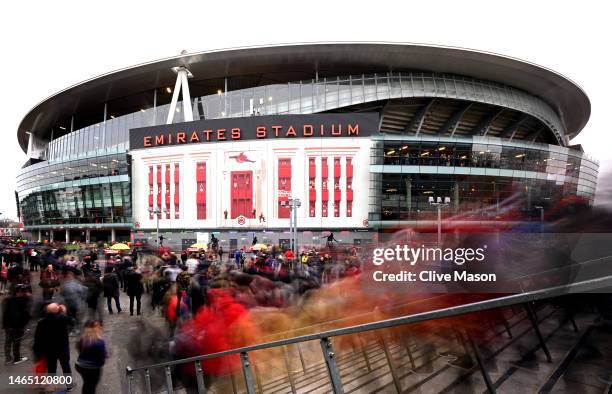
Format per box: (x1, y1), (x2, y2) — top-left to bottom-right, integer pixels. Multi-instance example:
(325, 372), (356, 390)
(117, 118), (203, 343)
(231, 171), (253, 219)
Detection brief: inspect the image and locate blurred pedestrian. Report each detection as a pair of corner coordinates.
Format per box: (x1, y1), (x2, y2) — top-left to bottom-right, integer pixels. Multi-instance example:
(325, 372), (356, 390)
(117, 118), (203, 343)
(0, 262), (8, 294)
(218, 246), (224, 262)
(102, 267), (121, 314)
(84, 275), (103, 322)
(29, 249), (40, 272)
(33, 303), (73, 380)
(185, 254), (198, 275)
(126, 267), (144, 316)
(60, 270), (87, 329)
(164, 262), (181, 283)
(2, 284), (32, 365)
(40, 264), (60, 300)
(75, 320), (107, 394)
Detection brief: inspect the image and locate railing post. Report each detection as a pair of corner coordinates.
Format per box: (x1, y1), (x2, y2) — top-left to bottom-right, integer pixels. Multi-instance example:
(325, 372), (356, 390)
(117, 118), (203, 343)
(378, 332), (403, 393)
(194, 360), (207, 394)
(320, 337), (344, 393)
(253, 364), (264, 394)
(283, 346), (297, 393)
(240, 352), (256, 394)
(524, 303), (552, 362)
(126, 367), (135, 394)
(465, 329), (496, 393)
(397, 328), (417, 372)
(357, 333), (372, 372)
(165, 366), (174, 393)
(230, 372), (238, 394)
(502, 318), (513, 338)
(144, 368), (152, 394)
(296, 343), (307, 372)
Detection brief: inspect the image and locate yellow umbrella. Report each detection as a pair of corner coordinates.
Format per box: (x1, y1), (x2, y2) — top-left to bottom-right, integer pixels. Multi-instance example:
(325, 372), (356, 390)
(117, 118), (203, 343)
(251, 243), (268, 251)
(190, 243), (208, 250)
(110, 243), (131, 250)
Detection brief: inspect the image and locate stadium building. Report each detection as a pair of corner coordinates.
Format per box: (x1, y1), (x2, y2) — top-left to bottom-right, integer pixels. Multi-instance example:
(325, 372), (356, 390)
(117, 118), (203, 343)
(15, 43), (599, 250)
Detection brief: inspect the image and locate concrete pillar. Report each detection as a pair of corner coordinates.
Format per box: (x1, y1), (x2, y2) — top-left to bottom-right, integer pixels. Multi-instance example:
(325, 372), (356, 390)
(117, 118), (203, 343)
(50, 230), (54, 243)
(111, 229), (116, 243)
(85, 229), (91, 244)
(38, 230), (42, 243)
(66, 229), (70, 243)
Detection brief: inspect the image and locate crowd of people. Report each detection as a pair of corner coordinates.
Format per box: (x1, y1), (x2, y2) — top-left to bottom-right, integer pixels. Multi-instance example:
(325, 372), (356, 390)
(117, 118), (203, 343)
(1, 236), (362, 392)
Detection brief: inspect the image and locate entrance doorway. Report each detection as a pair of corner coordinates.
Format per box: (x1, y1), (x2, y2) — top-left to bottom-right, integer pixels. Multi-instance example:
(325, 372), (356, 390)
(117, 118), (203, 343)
(231, 171), (253, 218)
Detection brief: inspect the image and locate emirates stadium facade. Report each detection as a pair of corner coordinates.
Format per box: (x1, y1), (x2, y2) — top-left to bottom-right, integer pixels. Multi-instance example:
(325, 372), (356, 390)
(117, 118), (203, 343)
(15, 43), (599, 249)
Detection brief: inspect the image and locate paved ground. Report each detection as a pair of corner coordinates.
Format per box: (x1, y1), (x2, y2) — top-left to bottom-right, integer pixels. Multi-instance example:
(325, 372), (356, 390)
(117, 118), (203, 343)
(0, 271), (167, 393)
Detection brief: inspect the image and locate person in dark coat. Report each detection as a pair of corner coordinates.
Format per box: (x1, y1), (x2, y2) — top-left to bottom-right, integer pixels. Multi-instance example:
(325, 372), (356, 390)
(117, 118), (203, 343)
(6, 262), (24, 289)
(115, 258), (128, 291)
(151, 273), (171, 312)
(29, 249), (40, 272)
(102, 267), (121, 314)
(84, 275), (103, 322)
(33, 303), (73, 378)
(125, 268), (144, 316)
(2, 284), (32, 365)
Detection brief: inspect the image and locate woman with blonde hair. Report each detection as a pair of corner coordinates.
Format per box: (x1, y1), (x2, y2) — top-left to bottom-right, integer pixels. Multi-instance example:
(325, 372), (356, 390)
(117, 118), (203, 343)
(75, 320), (107, 393)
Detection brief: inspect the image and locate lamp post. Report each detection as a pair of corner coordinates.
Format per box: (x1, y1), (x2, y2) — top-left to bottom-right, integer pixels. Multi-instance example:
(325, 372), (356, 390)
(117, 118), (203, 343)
(429, 196), (451, 246)
(148, 207), (169, 246)
(287, 198), (301, 263)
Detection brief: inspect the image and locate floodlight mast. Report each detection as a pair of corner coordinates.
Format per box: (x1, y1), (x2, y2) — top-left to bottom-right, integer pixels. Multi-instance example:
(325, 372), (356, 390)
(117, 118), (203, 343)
(429, 196), (451, 246)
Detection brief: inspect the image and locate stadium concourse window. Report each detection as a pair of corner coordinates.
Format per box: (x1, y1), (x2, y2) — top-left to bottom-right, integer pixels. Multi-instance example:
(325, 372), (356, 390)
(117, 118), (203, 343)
(374, 173), (568, 222)
(376, 141), (595, 179)
(19, 182), (132, 226)
(15, 154), (129, 192)
(455, 144), (471, 167)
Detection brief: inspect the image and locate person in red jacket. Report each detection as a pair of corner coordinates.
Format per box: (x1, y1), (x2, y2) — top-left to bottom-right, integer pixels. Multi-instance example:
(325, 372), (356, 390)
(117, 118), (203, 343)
(39, 264), (60, 300)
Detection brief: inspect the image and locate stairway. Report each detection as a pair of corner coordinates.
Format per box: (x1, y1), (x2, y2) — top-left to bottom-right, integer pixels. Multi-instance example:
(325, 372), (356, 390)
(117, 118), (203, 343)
(191, 306), (612, 394)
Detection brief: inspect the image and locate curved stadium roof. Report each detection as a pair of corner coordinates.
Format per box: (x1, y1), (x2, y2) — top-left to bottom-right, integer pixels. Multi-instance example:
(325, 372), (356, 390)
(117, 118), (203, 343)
(17, 42), (590, 152)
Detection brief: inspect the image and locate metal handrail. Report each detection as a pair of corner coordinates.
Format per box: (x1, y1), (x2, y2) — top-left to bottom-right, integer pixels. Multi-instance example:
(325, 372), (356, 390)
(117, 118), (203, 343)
(127, 274), (612, 377)
(513, 254), (612, 281)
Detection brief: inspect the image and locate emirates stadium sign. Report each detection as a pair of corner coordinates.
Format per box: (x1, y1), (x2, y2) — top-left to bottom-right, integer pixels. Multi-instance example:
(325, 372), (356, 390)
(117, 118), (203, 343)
(129, 113), (378, 149)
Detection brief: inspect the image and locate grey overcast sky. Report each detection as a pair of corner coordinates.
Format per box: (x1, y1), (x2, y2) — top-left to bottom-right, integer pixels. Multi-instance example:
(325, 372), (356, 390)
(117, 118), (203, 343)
(1, 0), (611, 220)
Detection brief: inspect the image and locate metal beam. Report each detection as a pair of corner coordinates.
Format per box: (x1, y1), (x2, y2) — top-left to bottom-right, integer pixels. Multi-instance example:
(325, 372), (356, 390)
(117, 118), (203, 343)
(403, 98), (435, 135)
(438, 102), (472, 136)
(501, 114), (529, 140)
(167, 66), (194, 124)
(526, 125), (546, 143)
(473, 107), (504, 136)
(378, 100), (393, 131)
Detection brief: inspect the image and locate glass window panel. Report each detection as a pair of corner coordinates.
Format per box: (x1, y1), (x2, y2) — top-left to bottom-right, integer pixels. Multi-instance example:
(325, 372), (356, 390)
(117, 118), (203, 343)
(229, 92), (242, 117)
(364, 75), (376, 102)
(288, 83), (301, 113)
(301, 82), (313, 112)
(276, 84), (289, 114)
